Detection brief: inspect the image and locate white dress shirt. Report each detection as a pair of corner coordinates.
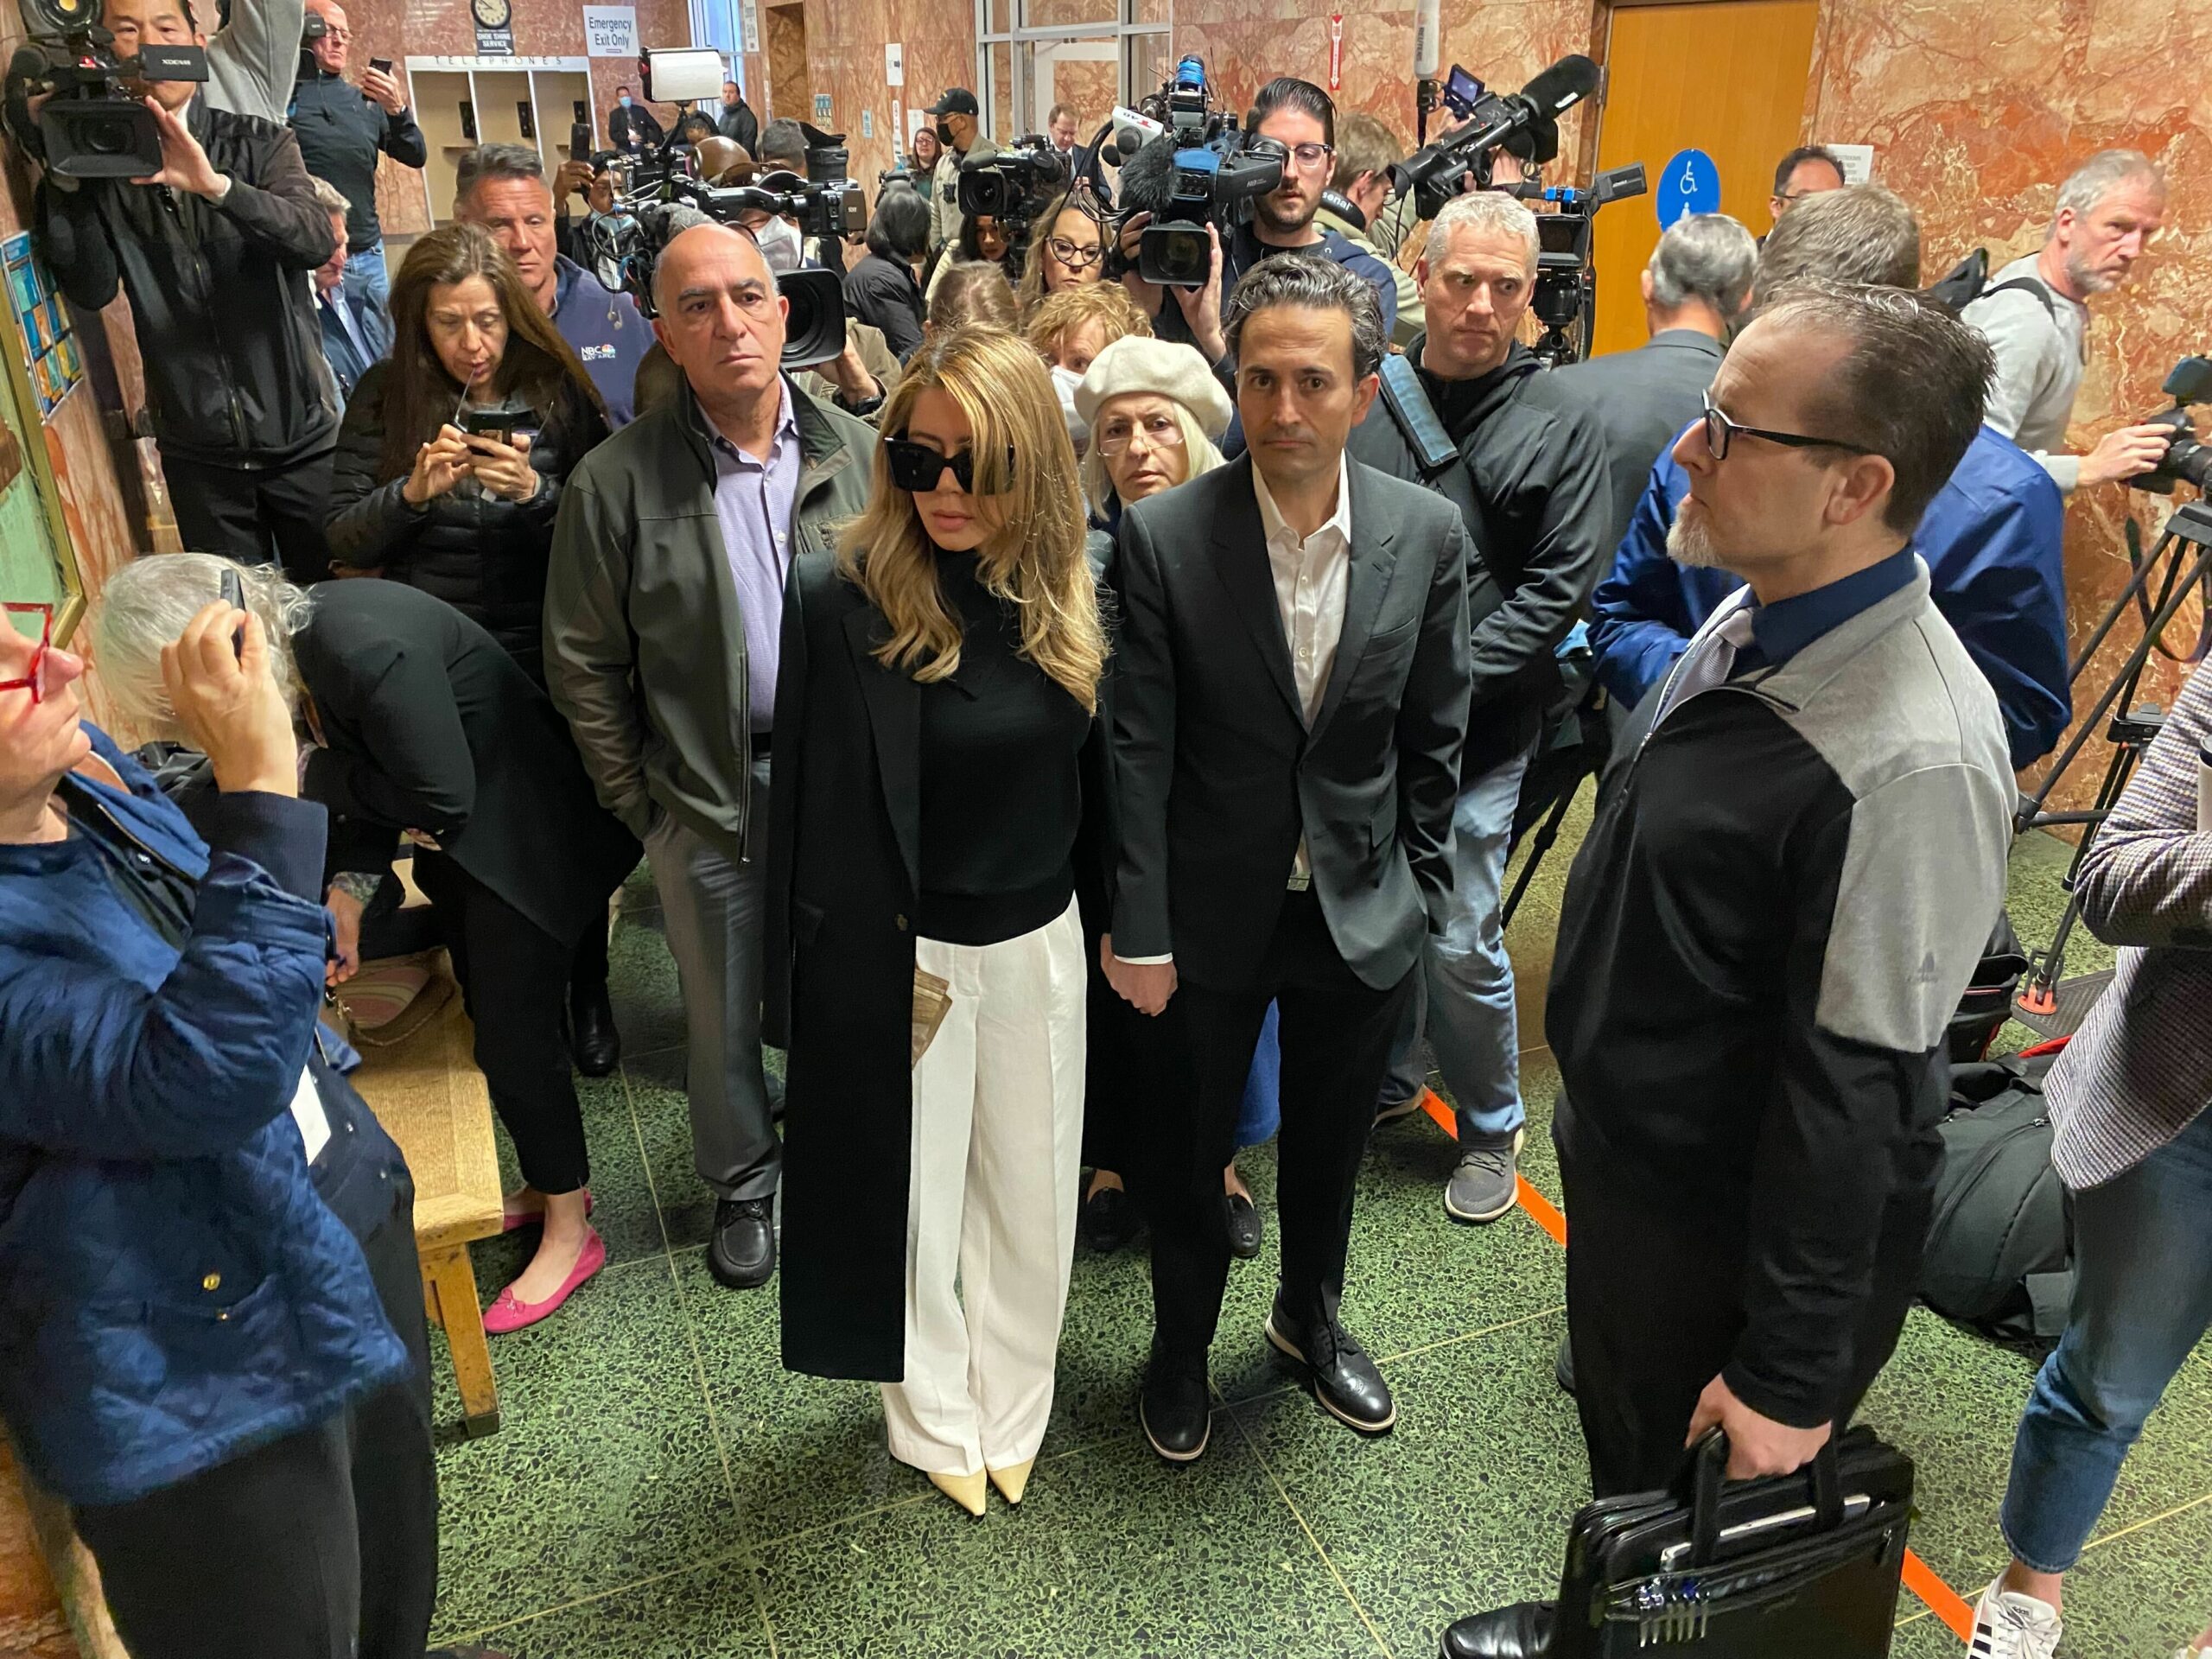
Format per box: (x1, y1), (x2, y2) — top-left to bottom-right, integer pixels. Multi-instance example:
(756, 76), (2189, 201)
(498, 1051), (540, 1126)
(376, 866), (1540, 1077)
(1115, 457), (1354, 967)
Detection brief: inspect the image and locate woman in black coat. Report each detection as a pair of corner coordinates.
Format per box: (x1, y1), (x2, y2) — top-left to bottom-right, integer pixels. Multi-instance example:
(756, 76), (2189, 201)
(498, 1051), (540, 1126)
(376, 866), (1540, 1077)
(94, 557), (640, 1336)
(765, 329), (1114, 1517)
(326, 223), (609, 688)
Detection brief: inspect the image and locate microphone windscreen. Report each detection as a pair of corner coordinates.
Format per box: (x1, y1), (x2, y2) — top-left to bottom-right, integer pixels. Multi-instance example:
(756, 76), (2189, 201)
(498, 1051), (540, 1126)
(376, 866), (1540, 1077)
(1115, 133), (1179, 218)
(641, 202), (715, 243)
(1413, 0), (1441, 78)
(1520, 54), (1599, 117)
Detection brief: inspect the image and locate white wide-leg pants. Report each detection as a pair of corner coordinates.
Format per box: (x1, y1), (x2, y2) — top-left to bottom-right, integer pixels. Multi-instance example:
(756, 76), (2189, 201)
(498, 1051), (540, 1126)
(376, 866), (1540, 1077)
(880, 897), (1087, 1478)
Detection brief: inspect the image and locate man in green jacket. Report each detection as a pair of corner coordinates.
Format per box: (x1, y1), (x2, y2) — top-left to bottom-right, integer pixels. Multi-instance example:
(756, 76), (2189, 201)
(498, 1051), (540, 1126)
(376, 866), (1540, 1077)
(1319, 111), (1424, 350)
(545, 223), (875, 1294)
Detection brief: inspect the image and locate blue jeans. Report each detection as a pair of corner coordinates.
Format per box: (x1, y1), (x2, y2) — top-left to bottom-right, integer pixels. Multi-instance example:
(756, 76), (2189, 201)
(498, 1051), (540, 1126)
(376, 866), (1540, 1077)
(1236, 1001), (1281, 1152)
(1999, 1103), (2212, 1573)
(1380, 743), (1532, 1141)
(341, 243), (395, 359)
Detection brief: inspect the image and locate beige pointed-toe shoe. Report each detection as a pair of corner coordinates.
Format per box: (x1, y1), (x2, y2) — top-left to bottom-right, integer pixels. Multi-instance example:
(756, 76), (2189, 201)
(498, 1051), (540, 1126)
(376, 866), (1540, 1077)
(986, 1459), (1035, 1507)
(928, 1469), (988, 1516)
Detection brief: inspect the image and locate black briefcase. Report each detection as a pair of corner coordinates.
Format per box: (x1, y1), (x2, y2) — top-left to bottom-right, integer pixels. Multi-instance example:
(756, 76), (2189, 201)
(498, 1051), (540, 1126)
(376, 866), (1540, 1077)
(1551, 1427), (1916, 1656)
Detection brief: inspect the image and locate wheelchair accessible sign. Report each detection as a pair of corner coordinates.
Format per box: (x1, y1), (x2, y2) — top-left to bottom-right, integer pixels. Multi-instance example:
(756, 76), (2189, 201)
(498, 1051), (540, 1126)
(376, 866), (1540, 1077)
(1656, 149), (1721, 228)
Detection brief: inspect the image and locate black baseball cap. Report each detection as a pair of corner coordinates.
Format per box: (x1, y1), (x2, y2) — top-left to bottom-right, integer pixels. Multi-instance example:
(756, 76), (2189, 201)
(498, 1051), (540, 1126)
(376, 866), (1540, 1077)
(927, 88), (980, 118)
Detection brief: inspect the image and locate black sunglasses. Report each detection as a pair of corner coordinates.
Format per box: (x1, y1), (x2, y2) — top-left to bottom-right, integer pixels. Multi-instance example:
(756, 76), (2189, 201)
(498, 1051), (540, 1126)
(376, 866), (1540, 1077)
(1700, 390), (1876, 462)
(883, 435), (1016, 495)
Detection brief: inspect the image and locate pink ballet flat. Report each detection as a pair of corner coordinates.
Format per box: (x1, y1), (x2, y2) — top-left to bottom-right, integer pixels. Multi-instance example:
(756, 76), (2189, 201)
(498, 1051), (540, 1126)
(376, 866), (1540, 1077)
(483, 1229), (607, 1334)
(499, 1187), (594, 1234)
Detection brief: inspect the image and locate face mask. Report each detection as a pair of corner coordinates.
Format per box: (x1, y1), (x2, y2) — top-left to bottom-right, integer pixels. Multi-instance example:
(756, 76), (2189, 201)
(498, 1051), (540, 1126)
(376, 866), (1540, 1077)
(934, 121), (955, 148)
(754, 216), (803, 275)
(618, 95), (632, 108)
(1050, 365), (1088, 457)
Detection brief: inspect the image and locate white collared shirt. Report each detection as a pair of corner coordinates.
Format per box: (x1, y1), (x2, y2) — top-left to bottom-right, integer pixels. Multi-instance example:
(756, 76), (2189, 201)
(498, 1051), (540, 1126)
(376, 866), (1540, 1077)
(1255, 454), (1352, 882)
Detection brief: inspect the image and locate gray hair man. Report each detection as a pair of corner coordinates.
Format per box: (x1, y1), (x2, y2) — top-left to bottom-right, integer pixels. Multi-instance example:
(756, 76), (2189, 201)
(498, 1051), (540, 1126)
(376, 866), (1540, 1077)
(1346, 186), (1613, 1224)
(453, 143), (652, 425)
(1319, 111), (1422, 343)
(1107, 252), (1471, 1462)
(1447, 281), (2014, 1659)
(1963, 149), (2171, 493)
(1550, 210), (1758, 554)
(544, 224), (877, 1295)
(305, 174), (380, 404)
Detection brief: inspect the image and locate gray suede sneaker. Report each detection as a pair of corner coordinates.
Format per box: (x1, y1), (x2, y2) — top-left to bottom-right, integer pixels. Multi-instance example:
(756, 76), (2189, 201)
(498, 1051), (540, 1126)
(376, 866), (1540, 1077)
(1444, 1129), (1524, 1224)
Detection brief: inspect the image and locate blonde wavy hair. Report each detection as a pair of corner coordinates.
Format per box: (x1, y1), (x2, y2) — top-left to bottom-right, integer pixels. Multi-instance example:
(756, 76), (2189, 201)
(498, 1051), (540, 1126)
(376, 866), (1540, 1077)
(1023, 280), (1150, 367)
(1014, 188), (1108, 316)
(836, 327), (1105, 712)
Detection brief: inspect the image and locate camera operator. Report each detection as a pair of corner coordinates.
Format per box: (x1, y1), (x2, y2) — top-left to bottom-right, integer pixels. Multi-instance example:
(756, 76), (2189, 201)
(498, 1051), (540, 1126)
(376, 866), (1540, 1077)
(1963, 652), (2212, 1659)
(607, 81), (663, 156)
(1548, 211), (1757, 559)
(0, 591), (441, 1659)
(925, 86), (998, 253)
(288, 0), (422, 338)
(716, 79), (758, 153)
(1121, 77), (1398, 369)
(1962, 149), (2173, 495)
(844, 185), (929, 363)
(1345, 188), (1610, 1221)
(545, 223), (877, 1296)
(1319, 111), (1421, 347)
(754, 118), (846, 274)
(454, 143), (651, 426)
(1589, 185), (2071, 772)
(1446, 281), (2014, 1659)
(38, 0), (340, 581)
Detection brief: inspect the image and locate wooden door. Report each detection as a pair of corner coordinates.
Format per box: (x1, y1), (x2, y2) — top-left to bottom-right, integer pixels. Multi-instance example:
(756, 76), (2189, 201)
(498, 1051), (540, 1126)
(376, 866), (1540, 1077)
(1588, 0), (1820, 360)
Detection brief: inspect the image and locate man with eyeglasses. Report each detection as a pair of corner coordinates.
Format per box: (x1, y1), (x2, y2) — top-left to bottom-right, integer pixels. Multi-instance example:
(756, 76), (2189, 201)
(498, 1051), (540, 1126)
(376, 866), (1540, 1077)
(1346, 187), (1611, 1226)
(1766, 143), (1847, 227)
(544, 223), (876, 1296)
(1443, 282), (2015, 1659)
(1121, 77), (1398, 367)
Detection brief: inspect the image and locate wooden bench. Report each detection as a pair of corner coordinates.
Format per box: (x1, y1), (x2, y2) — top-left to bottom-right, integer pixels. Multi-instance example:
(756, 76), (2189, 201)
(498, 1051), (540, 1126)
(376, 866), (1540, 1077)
(346, 990), (506, 1437)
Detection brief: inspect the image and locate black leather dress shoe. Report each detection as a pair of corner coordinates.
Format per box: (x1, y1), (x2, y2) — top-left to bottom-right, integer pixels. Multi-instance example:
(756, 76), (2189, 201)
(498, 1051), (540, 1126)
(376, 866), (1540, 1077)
(1264, 1294), (1395, 1433)
(1440, 1600), (1554, 1659)
(1225, 1191), (1264, 1259)
(1080, 1178), (1140, 1253)
(566, 981), (621, 1077)
(709, 1197), (776, 1288)
(1139, 1346), (1211, 1463)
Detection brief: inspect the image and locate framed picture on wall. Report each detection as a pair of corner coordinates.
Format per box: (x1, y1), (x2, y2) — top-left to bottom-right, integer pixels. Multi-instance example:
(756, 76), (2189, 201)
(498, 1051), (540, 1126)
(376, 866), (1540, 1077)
(0, 235), (86, 641)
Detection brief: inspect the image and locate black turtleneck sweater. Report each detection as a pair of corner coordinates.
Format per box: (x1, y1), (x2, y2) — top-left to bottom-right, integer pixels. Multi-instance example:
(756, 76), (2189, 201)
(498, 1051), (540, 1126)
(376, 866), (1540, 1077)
(916, 551), (1090, 946)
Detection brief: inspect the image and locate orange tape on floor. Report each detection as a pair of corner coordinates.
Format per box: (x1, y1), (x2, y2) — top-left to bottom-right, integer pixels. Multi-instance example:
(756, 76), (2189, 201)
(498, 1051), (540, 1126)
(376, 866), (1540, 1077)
(1415, 1088), (1971, 1642)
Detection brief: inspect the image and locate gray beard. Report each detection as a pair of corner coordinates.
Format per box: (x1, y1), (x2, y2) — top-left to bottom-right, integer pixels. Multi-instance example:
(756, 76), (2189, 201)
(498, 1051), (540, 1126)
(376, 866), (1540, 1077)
(2063, 249), (2118, 296)
(1667, 511), (1725, 569)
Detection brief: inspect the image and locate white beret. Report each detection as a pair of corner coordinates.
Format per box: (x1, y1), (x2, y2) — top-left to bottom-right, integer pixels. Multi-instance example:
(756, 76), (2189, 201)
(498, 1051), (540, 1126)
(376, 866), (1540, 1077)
(1074, 336), (1235, 441)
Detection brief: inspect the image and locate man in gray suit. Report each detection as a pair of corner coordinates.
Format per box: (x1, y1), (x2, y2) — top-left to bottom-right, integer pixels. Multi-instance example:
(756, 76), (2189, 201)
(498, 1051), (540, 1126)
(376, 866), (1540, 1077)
(1106, 256), (1472, 1462)
(1549, 212), (1758, 561)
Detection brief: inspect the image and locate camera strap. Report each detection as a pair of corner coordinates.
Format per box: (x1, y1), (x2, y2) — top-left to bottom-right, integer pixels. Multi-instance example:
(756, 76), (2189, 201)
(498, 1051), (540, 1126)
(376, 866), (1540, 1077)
(1375, 353), (1513, 595)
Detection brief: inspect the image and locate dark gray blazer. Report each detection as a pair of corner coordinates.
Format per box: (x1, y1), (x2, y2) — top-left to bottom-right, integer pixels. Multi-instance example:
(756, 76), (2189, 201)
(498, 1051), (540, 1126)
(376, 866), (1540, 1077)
(1548, 328), (1726, 560)
(1110, 454), (1473, 993)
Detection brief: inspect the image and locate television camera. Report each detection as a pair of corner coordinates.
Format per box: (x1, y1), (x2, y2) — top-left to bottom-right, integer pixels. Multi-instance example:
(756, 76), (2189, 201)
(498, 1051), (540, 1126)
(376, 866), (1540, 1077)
(1515, 166), (1647, 366)
(2128, 356), (2212, 495)
(1393, 54), (1600, 221)
(1109, 54), (1287, 289)
(3, 0), (208, 180)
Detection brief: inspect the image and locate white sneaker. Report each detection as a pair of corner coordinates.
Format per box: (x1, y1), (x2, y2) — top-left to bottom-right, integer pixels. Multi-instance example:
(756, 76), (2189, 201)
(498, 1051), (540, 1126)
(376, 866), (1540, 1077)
(1969, 1580), (2062, 1659)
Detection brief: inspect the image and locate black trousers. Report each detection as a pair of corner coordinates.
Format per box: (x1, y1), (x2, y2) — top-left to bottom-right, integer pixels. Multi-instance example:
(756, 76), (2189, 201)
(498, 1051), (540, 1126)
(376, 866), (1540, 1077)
(1140, 890), (1414, 1362)
(163, 448), (337, 586)
(413, 850), (591, 1193)
(1559, 1126), (1934, 1497)
(72, 1185), (439, 1659)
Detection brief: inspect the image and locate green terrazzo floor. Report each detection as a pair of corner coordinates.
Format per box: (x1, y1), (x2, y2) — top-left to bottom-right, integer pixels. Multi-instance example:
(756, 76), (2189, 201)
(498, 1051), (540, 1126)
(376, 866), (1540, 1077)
(419, 808), (2210, 1659)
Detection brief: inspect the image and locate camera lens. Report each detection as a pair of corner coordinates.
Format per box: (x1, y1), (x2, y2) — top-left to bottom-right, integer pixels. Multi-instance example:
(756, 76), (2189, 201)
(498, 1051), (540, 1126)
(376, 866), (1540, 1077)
(1148, 224), (1212, 287)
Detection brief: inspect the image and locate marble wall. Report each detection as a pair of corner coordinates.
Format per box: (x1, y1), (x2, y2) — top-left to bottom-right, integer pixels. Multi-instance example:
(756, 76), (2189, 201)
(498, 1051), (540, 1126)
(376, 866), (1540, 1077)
(741, 0), (976, 190)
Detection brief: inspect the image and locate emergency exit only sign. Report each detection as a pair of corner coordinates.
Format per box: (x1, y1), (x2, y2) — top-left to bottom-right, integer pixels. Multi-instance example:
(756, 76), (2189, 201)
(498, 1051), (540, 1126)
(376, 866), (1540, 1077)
(582, 5), (637, 57)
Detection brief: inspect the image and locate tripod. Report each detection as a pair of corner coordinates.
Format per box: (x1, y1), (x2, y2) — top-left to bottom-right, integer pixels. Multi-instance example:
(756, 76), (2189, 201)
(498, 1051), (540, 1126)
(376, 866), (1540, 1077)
(2013, 497), (2212, 1014)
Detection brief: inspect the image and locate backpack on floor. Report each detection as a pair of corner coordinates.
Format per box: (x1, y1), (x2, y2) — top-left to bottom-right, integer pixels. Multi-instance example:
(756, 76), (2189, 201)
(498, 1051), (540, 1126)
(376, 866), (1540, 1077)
(1919, 1041), (2074, 1343)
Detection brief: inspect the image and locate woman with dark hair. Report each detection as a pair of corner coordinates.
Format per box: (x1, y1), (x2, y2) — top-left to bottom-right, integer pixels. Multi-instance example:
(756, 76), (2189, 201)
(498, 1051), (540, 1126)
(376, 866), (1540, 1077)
(326, 223), (609, 689)
(926, 210), (1011, 303)
(767, 328), (1113, 1517)
(844, 187), (931, 363)
(910, 127), (942, 204)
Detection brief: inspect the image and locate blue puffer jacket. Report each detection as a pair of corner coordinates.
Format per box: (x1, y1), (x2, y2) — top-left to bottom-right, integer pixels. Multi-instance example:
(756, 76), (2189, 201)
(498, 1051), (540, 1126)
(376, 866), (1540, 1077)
(0, 725), (408, 1507)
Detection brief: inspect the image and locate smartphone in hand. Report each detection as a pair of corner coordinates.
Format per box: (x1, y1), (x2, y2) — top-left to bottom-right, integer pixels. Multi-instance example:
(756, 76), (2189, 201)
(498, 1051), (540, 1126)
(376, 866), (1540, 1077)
(219, 567), (245, 662)
(370, 56), (393, 73)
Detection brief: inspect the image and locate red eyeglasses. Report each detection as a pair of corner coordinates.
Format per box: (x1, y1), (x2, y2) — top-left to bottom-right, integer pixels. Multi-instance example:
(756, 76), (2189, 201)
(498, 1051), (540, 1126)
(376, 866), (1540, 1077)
(1, 603), (54, 704)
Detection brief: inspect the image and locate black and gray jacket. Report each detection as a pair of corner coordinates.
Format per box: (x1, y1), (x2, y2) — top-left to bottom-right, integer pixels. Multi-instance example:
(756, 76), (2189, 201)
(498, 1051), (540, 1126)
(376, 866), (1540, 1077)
(1548, 558), (2013, 1427)
(1349, 339), (1612, 772)
(288, 67), (426, 252)
(38, 99), (338, 467)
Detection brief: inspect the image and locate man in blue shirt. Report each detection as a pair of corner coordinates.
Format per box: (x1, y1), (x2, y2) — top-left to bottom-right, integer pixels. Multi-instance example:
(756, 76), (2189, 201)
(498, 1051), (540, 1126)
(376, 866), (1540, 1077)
(1591, 416), (2068, 772)
(1589, 185), (2070, 772)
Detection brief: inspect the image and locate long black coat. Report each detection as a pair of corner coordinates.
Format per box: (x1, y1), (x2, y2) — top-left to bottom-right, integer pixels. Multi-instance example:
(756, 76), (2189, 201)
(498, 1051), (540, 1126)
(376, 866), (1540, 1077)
(326, 364), (608, 685)
(298, 579), (639, 945)
(764, 544), (1117, 1382)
